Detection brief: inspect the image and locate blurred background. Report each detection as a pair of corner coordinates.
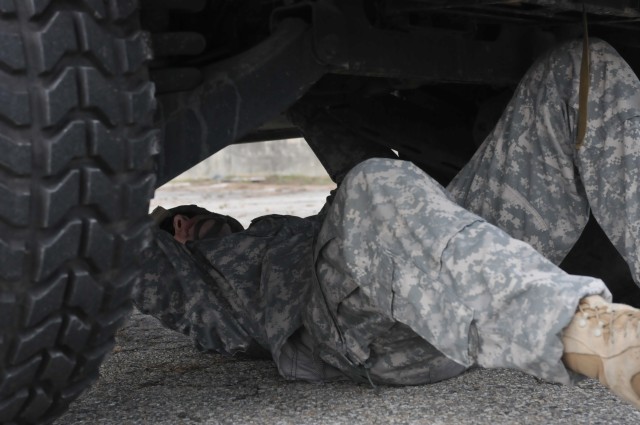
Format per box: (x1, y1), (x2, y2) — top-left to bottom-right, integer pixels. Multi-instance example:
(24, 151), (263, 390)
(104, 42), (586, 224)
(150, 139), (334, 226)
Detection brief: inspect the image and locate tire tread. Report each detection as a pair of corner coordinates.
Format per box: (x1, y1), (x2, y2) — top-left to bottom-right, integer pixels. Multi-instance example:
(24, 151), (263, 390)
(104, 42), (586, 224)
(0, 1), (156, 423)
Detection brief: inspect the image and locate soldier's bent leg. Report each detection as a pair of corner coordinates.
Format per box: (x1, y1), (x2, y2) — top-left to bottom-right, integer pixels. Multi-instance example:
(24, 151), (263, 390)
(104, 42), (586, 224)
(448, 38), (640, 282)
(317, 158), (610, 385)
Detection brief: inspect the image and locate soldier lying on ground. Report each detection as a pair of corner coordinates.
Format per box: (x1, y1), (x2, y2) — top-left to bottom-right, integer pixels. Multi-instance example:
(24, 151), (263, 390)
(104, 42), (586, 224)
(135, 39), (640, 409)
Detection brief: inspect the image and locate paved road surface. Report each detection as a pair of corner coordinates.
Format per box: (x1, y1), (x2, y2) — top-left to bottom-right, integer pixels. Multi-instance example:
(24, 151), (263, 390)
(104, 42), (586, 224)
(57, 181), (640, 424)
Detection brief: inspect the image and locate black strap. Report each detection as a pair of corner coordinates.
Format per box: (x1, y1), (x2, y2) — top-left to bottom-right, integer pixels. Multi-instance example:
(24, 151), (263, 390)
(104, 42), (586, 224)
(576, 6), (590, 148)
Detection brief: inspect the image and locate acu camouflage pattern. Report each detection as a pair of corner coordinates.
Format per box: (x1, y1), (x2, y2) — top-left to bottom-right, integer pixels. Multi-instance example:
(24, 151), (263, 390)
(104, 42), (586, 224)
(309, 158), (606, 385)
(136, 214), (348, 380)
(136, 228), (268, 357)
(136, 38), (640, 386)
(448, 38), (640, 279)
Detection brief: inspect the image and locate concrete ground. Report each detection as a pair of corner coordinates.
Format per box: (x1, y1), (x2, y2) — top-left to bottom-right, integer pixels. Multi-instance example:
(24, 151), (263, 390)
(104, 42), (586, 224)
(57, 309), (640, 425)
(57, 181), (640, 425)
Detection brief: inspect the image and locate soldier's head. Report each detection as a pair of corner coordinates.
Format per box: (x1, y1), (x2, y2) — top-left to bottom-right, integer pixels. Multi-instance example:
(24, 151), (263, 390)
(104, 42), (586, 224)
(150, 205), (244, 243)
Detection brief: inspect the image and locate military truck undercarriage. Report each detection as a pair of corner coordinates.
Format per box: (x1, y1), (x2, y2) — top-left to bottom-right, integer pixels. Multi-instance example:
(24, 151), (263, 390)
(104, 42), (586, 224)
(2, 1), (640, 423)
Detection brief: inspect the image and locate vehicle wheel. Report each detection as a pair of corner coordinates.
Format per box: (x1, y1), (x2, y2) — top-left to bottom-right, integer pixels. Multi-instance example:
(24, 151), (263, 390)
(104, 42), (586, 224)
(0, 1), (157, 424)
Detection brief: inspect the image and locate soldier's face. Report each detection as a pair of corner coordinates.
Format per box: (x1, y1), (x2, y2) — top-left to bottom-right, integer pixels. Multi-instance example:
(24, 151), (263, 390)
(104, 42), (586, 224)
(172, 214), (232, 243)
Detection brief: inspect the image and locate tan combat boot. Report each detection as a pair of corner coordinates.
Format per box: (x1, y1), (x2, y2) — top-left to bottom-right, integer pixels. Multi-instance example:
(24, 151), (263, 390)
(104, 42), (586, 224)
(562, 295), (640, 409)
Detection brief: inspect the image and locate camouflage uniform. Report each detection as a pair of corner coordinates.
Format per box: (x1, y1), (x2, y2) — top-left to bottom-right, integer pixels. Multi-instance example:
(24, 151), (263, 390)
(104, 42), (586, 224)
(136, 38), (640, 387)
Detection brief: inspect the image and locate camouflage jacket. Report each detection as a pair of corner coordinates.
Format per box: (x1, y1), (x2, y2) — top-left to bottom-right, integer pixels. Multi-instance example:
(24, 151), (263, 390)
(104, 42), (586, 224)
(136, 210), (352, 381)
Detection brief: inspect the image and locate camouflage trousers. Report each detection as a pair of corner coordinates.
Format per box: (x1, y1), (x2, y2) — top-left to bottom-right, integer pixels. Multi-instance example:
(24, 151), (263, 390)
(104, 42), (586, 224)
(448, 38), (640, 276)
(310, 38), (640, 386)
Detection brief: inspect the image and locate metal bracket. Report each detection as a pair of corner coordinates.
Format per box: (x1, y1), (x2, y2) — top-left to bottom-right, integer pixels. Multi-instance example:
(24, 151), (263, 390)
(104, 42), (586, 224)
(308, 0), (535, 84)
(155, 18), (326, 186)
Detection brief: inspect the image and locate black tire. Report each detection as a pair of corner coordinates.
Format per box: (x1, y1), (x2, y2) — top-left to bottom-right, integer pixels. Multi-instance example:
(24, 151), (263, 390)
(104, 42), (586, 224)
(0, 1), (157, 424)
